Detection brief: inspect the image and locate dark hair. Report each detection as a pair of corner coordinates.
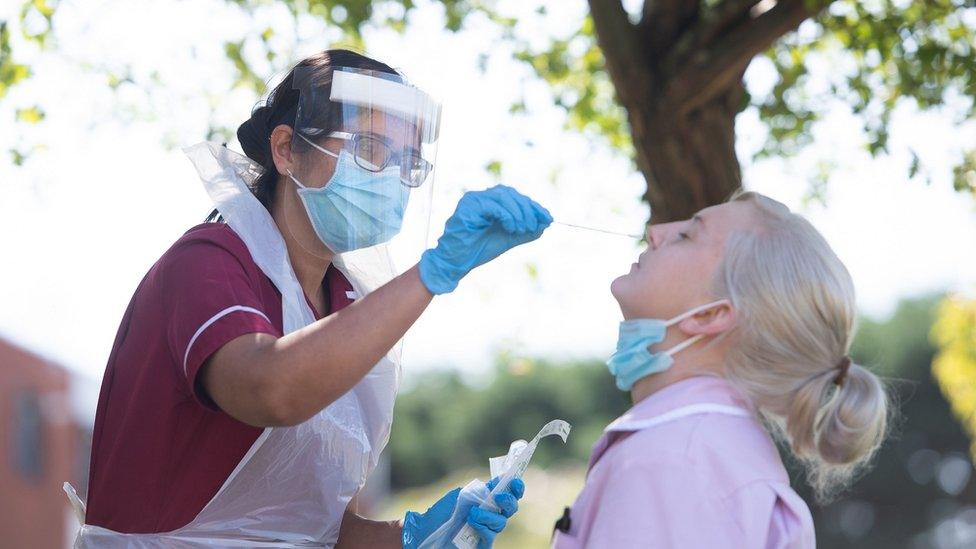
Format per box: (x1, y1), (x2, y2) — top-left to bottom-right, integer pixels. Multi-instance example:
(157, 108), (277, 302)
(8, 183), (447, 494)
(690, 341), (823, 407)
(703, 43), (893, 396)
(205, 49), (398, 222)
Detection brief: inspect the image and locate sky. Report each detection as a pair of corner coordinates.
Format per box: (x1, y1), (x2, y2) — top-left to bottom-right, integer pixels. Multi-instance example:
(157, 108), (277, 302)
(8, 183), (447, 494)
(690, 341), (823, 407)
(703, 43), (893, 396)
(3, 0), (976, 408)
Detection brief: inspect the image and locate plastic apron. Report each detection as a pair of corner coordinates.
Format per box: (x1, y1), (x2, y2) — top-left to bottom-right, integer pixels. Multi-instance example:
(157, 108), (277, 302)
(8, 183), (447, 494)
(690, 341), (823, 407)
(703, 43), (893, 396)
(64, 142), (401, 548)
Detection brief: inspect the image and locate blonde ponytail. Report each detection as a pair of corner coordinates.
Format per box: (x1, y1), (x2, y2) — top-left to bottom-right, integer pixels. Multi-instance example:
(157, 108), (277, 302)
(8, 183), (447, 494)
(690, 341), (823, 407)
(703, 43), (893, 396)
(716, 191), (890, 502)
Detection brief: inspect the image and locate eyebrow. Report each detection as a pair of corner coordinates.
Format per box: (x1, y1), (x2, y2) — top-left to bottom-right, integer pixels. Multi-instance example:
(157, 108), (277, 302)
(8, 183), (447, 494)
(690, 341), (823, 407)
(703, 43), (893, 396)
(361, 130), (421, 155)
(692, 214), (705, 229)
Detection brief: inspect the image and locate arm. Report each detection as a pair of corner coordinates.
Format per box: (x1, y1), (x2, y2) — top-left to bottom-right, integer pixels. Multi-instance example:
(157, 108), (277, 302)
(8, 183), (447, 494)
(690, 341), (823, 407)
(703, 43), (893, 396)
(203, 265), (431, 427)
(336, 511), (402, 549)
(202, 185), (551, 428)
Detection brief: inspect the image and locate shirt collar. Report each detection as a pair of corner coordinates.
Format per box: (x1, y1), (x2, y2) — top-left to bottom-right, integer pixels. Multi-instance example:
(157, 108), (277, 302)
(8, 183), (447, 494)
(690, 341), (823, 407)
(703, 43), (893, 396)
(604, 375), (755, 434)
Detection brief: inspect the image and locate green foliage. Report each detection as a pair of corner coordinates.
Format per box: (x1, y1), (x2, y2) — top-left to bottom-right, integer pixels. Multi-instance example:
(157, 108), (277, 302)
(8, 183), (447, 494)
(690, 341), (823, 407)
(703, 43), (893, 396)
(931, 295), (976, 460)
(515, 19), (632, 154)
(18, 0), (57, 48)
(0, 20), (31, 100)
(5, 0), (976, 204)
(483, 158), (502, 178)
(388, 357), (628, 489)
(224, 40), (269, 96)
(952, 149), (976, 198)
(6, 0), (976, 191)
(760, 0), (976, 162)
(2, 1), (56, 164)
(14, 104), (43, 123)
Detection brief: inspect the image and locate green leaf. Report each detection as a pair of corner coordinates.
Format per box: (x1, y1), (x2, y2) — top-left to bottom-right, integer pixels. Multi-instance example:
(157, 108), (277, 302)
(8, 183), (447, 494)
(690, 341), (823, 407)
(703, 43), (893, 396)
(223, 39), (267, 95)
(952, 149), (976, 198)
(909, 149), (921, 179)
(18, 0), (59, 47)
(15, 105), (44, 123)
(9, 147), (27, 166)
(484, 159), (502, 178)
(0, 21), (32, 99)
(759, 0), (976, 168)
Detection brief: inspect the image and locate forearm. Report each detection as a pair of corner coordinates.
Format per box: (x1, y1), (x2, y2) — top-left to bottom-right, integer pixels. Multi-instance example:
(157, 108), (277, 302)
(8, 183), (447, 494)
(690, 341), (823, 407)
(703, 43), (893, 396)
(207, 186), (550, 427)
(336, 510), (402, 549)
(262, 265), (432, 422)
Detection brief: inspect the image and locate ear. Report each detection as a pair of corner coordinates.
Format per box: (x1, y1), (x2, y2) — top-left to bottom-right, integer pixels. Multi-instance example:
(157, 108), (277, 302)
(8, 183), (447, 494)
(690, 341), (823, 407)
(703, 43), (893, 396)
(269, 124), (294, 176)
(677, 301), (736, 336)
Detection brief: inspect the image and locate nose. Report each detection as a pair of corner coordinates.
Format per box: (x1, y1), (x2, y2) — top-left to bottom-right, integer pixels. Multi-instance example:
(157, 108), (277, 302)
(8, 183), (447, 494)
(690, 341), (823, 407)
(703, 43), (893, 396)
(646, 223), (670, 250)
(647, 221), (682, 250)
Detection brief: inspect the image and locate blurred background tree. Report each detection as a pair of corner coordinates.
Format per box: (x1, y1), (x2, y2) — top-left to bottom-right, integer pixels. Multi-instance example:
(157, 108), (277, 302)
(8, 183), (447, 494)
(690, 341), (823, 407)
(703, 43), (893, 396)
(933, 298), (976, 460)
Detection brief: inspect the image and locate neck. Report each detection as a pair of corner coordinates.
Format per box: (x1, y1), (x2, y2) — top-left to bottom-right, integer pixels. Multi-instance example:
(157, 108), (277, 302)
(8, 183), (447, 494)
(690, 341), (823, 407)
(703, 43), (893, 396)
(629, 348), (725, 405)
(271, 181), (334, 306)
(289, 243), (332, 303)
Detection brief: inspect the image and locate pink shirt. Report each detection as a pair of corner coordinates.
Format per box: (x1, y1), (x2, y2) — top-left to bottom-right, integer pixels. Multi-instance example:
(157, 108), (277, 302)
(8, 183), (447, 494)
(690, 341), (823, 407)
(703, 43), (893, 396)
(552, 376), (815, 549)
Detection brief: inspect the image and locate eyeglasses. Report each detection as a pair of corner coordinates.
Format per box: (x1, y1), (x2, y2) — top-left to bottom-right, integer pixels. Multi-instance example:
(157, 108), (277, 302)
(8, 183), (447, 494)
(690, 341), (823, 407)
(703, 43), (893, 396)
(298, 131), (432, 188)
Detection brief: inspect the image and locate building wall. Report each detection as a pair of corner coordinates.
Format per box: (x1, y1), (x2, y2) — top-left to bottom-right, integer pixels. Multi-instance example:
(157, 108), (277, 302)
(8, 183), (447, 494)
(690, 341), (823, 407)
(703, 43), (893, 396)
(0, 339), (80, 549)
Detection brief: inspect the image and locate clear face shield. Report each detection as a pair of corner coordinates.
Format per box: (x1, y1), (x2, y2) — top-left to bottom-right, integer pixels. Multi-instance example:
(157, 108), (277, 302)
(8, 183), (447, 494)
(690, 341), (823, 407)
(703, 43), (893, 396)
(284, 65), (441, 290)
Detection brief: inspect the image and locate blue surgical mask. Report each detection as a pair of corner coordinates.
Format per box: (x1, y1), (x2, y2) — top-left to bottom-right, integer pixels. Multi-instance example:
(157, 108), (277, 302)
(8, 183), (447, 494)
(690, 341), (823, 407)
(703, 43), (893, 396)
(606, 300), (729, 391)
(288, 149), (408, 254)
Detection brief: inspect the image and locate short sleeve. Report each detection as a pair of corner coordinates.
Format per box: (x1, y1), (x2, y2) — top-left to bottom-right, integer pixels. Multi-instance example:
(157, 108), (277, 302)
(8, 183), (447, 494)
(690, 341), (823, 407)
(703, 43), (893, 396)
(160, 239), (279, 407)
(584, 458), (730, 548)
(726, 482), (816, 549)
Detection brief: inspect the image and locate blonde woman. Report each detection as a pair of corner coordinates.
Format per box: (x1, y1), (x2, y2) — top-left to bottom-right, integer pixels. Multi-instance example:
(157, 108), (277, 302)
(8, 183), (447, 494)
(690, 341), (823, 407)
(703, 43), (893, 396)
(551, 192), (888, 548)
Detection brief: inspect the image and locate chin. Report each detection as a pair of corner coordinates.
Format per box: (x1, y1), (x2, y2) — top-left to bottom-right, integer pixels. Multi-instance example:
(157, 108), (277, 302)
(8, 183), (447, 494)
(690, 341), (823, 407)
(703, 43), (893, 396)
(610, 273), (629, 304)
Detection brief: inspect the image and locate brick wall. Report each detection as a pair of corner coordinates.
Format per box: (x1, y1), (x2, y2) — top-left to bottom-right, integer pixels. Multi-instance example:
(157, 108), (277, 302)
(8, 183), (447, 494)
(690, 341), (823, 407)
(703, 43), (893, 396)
(0, 339), (83, 549)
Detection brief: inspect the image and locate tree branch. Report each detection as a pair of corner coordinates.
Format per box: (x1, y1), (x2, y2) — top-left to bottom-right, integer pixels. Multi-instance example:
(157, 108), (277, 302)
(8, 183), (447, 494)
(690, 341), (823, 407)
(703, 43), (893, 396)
(640, 0), (701, 54)
(664, 0), (828, 114)
(669, 0), (762, 68)
(588, 0), (654, 107)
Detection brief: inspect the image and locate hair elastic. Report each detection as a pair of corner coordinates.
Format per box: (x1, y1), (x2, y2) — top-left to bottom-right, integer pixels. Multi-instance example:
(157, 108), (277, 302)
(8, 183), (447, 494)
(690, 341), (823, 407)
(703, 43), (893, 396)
(834, 356), (852, 386)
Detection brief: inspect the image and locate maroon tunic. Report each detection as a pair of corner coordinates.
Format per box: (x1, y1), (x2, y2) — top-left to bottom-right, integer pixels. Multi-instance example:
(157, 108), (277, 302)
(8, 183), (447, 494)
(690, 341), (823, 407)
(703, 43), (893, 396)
(86, 223), (353, 533)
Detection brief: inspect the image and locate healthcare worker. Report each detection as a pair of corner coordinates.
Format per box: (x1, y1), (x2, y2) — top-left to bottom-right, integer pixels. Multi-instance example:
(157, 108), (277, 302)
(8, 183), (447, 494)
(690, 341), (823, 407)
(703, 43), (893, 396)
(66, 49), (549, 547)
(551, 191), (889, 548)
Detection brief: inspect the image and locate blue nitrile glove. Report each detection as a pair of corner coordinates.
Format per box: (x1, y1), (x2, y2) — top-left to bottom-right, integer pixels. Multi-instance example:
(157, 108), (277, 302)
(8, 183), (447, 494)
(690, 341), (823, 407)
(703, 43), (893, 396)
(402, 486), (460, 548)
(401, 477), (526, 549)
(466, 477), (524, 549)
(419, 185), (552, 294)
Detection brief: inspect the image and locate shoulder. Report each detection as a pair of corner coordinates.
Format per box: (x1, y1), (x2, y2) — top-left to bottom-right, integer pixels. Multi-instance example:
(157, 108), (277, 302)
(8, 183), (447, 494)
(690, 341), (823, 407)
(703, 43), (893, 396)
(724, 481), (816, 548)
(171, 222), (250, 257)
(599, 422), (712, 489)
(616, 410), (789, 492)
(157, 223), (256, 273)
(687, 411), (790, 487)
(601, 432), (813, 547)
(591, 442), (712, 509)
(146, 223), (270, 301)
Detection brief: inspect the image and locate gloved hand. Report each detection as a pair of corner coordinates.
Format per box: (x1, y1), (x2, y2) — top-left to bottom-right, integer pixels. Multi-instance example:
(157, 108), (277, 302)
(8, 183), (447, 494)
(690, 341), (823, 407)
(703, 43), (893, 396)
(419, 185), (552, 294)
(465, 477), (524, 548)
(401, 477), (525, 549)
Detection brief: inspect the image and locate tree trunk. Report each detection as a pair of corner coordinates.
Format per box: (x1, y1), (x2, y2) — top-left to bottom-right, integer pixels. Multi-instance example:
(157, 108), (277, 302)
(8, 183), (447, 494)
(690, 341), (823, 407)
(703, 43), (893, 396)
(587, 0), (824, 224)
(632, 84), (744, 223)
